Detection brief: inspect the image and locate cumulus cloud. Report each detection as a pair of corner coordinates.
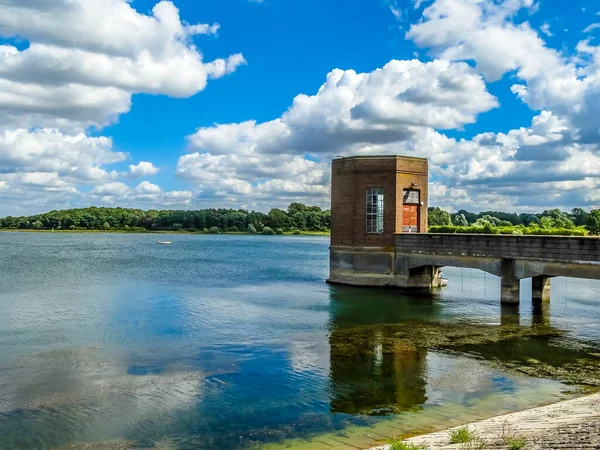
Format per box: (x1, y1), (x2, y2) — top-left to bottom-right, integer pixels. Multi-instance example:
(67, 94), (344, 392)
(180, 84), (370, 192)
(0, 0), (245, 130)
(0, 0), (244, 214)
(188, 59), (495, 158)
(129, 161), (161, 178)
(408, 0), (600, 146)
(0, 128), (123, 184)
(178, 59), (496, 207)
(176, 0), (600, 212)
(2, 0), (600, 215)
(89, 181), (193, 208)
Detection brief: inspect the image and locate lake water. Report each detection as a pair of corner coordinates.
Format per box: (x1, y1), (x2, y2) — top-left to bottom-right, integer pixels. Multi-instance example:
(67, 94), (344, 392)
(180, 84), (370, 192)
(1, 232), (600, 450)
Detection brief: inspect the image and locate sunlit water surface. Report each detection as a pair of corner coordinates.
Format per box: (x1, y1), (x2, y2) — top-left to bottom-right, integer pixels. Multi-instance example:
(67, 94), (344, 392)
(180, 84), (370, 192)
(0, 233), (599, 449)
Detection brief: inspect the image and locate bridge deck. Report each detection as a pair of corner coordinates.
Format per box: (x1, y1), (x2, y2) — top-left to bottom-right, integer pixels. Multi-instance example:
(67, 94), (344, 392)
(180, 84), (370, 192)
(329, 233), (600, 305)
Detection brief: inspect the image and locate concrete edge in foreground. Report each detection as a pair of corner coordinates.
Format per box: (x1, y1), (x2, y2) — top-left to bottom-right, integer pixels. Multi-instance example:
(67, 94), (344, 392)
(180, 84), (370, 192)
(369, 393), (600, 450)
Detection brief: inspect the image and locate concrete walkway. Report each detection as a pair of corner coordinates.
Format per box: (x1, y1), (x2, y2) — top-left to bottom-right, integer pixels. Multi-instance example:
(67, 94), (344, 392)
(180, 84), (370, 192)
(371, 393), (600, 449)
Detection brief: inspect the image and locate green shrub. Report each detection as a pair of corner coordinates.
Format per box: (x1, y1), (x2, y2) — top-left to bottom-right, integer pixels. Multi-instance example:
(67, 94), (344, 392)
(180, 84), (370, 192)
(224, 226), (238, 232)
(275, 228), (284, 235)
(385, 438), (427, 450)
(262, 226), (274, 235)
(459, 437), (488, 450)
(524, 226), (588, 236)
(292, 229), (302, 235)
(208, 226), (220, 234)
(505, 436), (527, 450)
(248, 224), (257, 234)
(448, 427), (476, 444)
(429, 225), (588, 236)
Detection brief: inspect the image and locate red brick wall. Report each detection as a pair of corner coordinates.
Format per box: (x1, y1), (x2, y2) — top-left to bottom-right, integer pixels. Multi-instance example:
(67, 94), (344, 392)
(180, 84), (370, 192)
(331, 156), (428, 248)
(396, 158), (428, 233)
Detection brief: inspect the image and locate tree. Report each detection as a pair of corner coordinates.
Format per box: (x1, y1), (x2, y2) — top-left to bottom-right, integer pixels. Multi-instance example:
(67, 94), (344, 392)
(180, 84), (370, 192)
(266, 208), (292, 230)
(428, 207), (452, 226)
(520, 214), (540, 226)
(571, 208), (589, 226)
(248, 224), (257, 234)
(452, 214), (468, 227)
(287, 202), (307, 215)
(541, 209), (575, 228)
(586, 210), (600, 235)
(457, 209), (478, 225)
(479, 215), (502, 226)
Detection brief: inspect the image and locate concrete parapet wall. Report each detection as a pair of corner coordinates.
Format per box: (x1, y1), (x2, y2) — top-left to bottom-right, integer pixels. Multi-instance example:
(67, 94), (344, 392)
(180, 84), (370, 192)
(396, 233), (600, 263)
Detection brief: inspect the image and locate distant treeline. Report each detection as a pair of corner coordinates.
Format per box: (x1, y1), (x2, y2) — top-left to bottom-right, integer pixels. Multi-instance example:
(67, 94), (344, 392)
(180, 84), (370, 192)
(0, 203), (331, 233)
(428, 207), (600, 236)
(1, 204), (599, 236)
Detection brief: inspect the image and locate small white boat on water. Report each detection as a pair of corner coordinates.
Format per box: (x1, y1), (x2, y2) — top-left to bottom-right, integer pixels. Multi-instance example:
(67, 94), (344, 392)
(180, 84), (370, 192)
(156, 239), (172, 245)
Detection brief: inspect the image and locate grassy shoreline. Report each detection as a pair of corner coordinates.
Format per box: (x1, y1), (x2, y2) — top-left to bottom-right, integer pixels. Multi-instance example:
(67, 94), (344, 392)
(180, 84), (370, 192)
(0, 228), (331, 236)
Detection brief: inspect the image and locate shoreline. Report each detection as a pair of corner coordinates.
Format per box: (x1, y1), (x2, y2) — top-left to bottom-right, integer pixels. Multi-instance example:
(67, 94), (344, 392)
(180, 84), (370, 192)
(0, 229), (331, 236)
(371, 393), (600, 450)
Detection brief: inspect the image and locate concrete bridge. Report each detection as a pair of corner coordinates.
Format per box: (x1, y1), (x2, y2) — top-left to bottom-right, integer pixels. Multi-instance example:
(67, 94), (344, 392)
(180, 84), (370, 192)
(328, 155), (600, 305)
(329, 234), (600, 304)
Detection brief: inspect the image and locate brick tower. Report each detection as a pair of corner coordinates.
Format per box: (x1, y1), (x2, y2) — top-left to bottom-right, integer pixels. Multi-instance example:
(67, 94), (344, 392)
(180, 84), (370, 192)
(328, 155), (429, 286)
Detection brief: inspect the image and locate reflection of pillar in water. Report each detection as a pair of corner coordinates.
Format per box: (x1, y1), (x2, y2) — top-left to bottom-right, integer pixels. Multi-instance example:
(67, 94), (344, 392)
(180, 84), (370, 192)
(532, 300), (550, 327)
(500, 303), (520, 327)
(393, 340), (427, 411)
(328, 326), (427, 415)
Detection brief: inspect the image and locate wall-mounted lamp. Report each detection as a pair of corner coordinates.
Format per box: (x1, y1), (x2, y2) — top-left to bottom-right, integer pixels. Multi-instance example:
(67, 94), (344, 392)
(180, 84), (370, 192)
(410, 182), (419, 188)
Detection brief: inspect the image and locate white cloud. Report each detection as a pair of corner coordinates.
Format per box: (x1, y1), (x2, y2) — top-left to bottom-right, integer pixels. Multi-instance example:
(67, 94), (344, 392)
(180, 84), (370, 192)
(408, 0), (600, 160)
(92, 182), (130, 197)
(135, 181), (162, 194)
(176, 0), (600, 212)
(583, 23), (600, 33)
(0, 0), (244, 215)
(0, 1), (245, 130)
(90, 181), (192, 208)
(387, 1), (403, 20)
(407, 0), (562, 82)
(187, 59), (496, 157)
(177, 59), (496, 207)
(2, 0), (600, 215)
(540, 23), (552, 36)
(129, 161), (161, 178)
(0, 128), (123, 183)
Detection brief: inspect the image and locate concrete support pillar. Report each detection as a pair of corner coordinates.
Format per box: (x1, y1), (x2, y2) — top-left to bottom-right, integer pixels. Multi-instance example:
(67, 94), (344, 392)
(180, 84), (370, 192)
(532, 276), (551, 303)
(431, 266), (443, 289)
(500, 259), (520, 305)
(407, 265), (441, 288)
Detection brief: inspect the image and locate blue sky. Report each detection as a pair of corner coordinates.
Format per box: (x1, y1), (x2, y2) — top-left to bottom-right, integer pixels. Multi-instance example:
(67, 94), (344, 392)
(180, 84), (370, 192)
(0, 0), (599, 215)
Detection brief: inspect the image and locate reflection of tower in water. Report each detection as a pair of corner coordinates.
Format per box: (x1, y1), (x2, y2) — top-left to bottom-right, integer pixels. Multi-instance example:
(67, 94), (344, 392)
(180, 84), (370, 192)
(328, 324), (428, 415)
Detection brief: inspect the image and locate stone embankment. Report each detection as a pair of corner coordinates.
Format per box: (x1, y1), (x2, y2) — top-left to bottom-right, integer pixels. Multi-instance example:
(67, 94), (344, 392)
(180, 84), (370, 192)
(371, 393), (600, 450)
